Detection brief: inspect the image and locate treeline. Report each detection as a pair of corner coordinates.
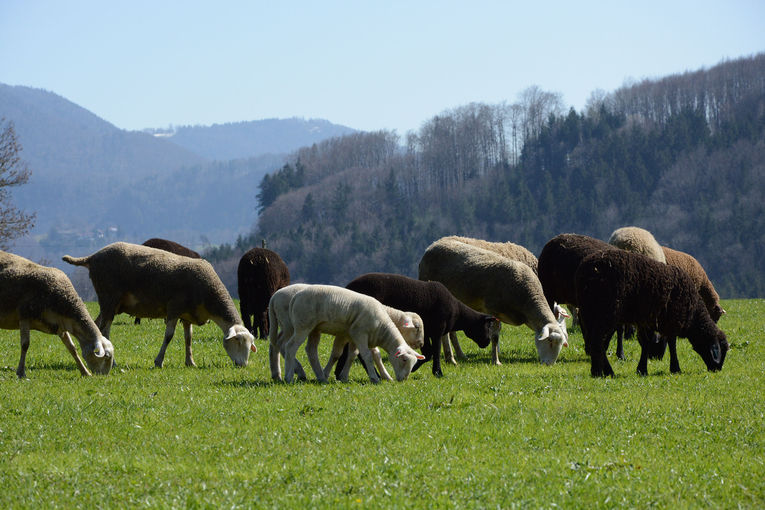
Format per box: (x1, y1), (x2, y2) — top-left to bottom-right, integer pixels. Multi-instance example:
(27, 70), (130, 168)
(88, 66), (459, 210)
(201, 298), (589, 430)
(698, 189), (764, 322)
(208, 54), (765, 298)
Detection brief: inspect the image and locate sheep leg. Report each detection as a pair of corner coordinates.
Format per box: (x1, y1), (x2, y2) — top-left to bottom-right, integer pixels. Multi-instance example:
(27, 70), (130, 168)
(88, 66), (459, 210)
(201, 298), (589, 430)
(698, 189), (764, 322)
(667, 336), (681, 374)
(325, 336), (348, 380)
(635, 328), (651, 376)
(305, 330), (327, 382)
(59, 331), (92, 377)
(449, 332), (468, 361)
(154, 318), (179, 368)
(580, 312), (614, 377)
(430, 334), (444, 377)
(371, 348), (393, 381)
(181, 320), (196, 367)
(491, 335), (501, 366)
(356, 344), (381, 383)
(283, 328), (309, 383)
(615, 327), (625, 360)
(16, 320), (31, 379)
(441, 333), (458, 366)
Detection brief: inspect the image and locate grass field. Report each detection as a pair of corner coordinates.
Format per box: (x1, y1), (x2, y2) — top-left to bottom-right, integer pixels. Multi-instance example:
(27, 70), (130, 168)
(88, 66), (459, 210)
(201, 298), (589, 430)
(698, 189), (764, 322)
(0, 299), (762, 508)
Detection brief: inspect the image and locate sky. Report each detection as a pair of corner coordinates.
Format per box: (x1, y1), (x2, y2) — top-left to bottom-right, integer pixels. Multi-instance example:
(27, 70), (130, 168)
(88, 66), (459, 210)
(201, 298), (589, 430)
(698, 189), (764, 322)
(1, 0), (763, 135)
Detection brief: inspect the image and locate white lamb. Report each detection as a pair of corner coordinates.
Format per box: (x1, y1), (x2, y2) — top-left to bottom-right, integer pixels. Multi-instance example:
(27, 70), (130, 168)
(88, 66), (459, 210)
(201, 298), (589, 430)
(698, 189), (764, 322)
(280, 285), (425, 383)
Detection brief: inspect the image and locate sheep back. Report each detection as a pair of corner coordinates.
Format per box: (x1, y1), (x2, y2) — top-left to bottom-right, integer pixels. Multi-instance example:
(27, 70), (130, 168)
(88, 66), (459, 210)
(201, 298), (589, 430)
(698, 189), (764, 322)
(142, 238), (201, 258)
(662, 246), (724, 322)
(537, 233), (615, 309)
(608, 226), (667, 263)
(63, 242), (238, 325)
(237, 248), (290, 338)
(441, 235), (538, 273)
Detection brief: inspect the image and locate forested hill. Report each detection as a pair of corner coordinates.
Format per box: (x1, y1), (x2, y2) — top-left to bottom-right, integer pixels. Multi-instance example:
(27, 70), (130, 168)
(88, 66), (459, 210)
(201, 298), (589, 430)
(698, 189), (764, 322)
(211, 54), (765, 298)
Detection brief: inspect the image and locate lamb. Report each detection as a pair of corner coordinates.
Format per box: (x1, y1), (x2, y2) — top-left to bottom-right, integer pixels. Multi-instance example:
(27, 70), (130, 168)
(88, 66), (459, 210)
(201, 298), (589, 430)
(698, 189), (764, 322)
(237, 247), (290, 339)
(438, 236), (569, 364)
(418, 238), (568, 366)
(63, 242), (255, 368)
(322, 304), (424, 383)
(658, 245), (727, 373)
(280, 285), (425, 383)
(574, 249), (728, 377)
(1, 251), (114, 378)
(344, 272), (500, 377)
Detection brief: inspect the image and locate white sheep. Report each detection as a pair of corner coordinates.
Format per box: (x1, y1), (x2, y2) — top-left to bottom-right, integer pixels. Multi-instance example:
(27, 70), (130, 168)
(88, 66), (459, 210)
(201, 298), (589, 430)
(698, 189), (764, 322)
(437, 236), (569, 364)
(269, 284), (424, 382)
(419, 238), (568, 365)
(280, 285), (425, 383)
(63, 242), (255, 368)
(1, 251), (114, 378)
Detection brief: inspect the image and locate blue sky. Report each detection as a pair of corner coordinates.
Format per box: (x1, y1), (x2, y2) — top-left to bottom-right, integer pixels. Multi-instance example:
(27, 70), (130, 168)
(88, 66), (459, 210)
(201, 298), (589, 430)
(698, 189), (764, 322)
(1, 0), (763, 135)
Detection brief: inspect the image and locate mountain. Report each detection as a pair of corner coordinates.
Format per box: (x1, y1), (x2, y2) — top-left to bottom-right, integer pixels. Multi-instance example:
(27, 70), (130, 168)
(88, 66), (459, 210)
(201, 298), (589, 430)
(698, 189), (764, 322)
(156, 118), (357, 161)
(0, 84), (357, 267)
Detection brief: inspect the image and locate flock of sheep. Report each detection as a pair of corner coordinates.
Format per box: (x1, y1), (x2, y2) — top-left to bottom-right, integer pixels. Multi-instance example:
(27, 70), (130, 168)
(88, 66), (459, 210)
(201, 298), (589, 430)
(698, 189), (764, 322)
(0, 227), (729, 381)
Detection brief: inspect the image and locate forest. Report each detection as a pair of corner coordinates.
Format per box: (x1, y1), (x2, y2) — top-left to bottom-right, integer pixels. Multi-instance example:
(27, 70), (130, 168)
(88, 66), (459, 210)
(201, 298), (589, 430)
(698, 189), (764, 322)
(207, 54), (765, 298)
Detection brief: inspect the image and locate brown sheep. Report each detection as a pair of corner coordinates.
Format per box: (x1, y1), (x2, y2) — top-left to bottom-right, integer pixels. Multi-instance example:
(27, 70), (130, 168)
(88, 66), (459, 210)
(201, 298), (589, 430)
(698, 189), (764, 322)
(237, 248), (290, 339)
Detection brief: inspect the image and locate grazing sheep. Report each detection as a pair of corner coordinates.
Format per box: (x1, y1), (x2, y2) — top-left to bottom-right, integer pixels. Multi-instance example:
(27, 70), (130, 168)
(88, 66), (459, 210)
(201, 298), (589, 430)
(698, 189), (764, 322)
(419, 238), (568, 366)
(237, 247), (290, 339)
(439, 236), (569, 364)
(0, 251), (114, 378)
(659, 245), (727, 373)
(344, 272), (500, 377)
(322, 304), (424, 383)
(280, 285), (425, 383)
(268, 283), (422, 382)
(574, 250), (728, 377)
(63, 242), (255, 368)
(136, 238), (201, 325)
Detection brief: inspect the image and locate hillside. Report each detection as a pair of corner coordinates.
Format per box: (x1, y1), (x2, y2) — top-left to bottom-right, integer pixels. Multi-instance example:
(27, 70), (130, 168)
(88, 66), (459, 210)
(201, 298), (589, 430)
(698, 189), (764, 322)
(215, 54), (765, 298)
(157, 118), (357, 161)
(0, 84), (355, 265)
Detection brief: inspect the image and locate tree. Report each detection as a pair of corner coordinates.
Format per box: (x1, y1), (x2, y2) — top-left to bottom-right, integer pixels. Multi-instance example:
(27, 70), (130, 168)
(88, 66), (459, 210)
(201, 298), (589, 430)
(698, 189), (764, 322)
(0, 118), (35, 248)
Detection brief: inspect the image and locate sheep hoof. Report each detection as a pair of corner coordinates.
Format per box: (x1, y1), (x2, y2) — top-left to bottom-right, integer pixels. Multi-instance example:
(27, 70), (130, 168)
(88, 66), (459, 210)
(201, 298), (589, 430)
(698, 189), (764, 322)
(493, 360), (502, 366)
(153, 360), (164, 368)
(447, 358), (458, 366)
(185, 359), (197, 368)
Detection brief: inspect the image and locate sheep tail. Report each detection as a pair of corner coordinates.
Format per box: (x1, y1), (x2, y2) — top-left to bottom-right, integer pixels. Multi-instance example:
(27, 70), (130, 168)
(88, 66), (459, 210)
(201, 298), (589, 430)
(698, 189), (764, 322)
(62, 254), (89, 267)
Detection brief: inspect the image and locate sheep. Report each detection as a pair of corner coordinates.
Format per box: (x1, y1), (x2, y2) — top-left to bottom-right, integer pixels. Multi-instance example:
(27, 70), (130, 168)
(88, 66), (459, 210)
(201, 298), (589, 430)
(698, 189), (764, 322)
(1, 250), (114, 378)
(608, 226), (668, 360)
(237, 247), (290, 339)
(269, 283), (424, 382)
(658, 245), (727, 373)
(574, 249), (728, 377)
(63, 242), (255, 368)
(344, 272), (500, 377)
(135, 238), (201, 325)
(323, 304), (424, 383)
(418, 238), (568, 366)
(438, 236), (569, 364)
(280, 285), (425, 383)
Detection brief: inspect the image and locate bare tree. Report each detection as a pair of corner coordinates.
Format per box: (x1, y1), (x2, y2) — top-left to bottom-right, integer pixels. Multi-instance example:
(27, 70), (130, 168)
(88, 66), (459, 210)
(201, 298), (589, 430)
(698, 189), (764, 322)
(0, 118), (35, 249)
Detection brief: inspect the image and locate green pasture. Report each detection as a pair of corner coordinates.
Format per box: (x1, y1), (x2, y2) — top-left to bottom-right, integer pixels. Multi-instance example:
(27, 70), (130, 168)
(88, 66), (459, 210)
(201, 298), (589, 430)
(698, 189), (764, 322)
(0, 299), (762, 508)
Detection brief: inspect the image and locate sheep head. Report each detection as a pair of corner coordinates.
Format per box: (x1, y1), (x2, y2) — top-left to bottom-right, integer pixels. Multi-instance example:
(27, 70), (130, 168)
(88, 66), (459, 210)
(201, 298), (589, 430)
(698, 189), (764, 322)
(390, 345), (425, 381)
(691, 328), (729, 372)
(223, 325), (256, 367)
(396, 313), (425, 349)
(535, 323), (567, 365)
(83, 335), (115, 375)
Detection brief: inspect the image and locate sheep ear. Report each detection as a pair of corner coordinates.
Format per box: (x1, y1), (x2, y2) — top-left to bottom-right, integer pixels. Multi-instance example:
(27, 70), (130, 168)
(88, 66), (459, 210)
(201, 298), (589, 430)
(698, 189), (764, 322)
(250, 343), (257, 353)
(225, 326), (238, 340)
(536, 325), (551, 342)
(555, 303), (570, 319)
(93, 340), (105, 358)
(415, 353), (425, 360)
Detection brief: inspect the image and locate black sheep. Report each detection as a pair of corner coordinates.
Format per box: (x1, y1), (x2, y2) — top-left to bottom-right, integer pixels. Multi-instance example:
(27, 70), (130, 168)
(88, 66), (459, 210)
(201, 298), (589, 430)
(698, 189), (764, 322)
(345, 272), (500, 377)
(237, 248), (290, 339)
(574, 250), (728, 377)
